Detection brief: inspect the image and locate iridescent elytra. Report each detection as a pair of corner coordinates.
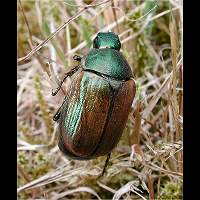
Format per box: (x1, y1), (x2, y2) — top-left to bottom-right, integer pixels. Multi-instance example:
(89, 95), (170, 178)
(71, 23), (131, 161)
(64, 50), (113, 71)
(53, 32), (136, 161)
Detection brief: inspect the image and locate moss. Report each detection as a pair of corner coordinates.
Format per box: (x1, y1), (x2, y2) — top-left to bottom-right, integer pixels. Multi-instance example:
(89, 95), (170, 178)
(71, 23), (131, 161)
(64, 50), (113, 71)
(31, 153), (52, 178)
(159, 181), (182, 200)
(18, 151), (52, 181)
(18, 151), (53, 200)
(18, 153), (29, 166)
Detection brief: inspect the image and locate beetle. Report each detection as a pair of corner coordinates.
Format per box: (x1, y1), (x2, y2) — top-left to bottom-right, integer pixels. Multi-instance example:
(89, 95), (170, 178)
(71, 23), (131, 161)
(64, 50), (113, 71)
(52, 32), (136, 175)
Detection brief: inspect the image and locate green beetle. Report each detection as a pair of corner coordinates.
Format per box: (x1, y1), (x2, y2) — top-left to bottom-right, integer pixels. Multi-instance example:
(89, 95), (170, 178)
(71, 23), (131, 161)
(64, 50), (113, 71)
(53, 32), (136, 167)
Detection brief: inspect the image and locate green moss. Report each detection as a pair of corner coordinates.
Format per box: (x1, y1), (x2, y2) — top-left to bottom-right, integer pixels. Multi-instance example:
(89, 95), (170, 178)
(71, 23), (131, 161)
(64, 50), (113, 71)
(31, 154), (51, 178)
(18, 152), (52, 181)
(159, 181), (182, 200)
(18, 153), (29, 166)
(18, 151), (53, 199)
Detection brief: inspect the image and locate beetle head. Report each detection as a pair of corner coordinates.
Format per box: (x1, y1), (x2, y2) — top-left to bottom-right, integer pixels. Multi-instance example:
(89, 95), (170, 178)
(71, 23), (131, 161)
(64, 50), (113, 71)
(93, 32), (121, 51)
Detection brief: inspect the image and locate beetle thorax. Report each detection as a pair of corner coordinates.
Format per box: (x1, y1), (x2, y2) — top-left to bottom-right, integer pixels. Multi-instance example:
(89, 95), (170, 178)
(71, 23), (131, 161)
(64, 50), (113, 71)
(93, 32), (121, 51)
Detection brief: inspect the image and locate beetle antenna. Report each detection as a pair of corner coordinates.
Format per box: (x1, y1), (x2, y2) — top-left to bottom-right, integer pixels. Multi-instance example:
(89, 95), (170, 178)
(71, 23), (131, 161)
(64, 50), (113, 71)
(73, 55), (82, 62)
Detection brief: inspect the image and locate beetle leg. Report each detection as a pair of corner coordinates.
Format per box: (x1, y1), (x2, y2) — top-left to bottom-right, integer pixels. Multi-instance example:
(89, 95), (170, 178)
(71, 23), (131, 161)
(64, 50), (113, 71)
(73, 55), (82, 62)
(53, 96), (67, 121)
(99, 153), (111, 177)
(52, 65), (80, 96)
(53, 109), (61, 121)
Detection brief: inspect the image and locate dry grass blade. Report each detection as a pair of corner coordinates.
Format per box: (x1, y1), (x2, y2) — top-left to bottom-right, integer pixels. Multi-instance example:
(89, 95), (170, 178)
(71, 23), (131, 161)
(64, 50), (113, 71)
(143, 162), (183, 178)
(112, 181), (147, 200)
(142, 57), (182, 119)
(17, 165), (86, 193)
(51, 187), (102, 200)
(97, 181), (116, 193)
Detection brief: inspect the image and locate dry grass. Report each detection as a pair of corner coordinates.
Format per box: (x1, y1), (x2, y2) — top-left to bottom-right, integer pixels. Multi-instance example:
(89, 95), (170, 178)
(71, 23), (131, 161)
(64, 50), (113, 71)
(17, 0), (183, 199)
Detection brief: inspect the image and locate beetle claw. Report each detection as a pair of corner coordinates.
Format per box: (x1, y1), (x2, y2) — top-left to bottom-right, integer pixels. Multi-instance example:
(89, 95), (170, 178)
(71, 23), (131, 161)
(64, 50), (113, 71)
(73, 55), (82, 62)
(52, 88), (56, 96)
(53, 112), (61, 121)
(52, 88), (59, 96)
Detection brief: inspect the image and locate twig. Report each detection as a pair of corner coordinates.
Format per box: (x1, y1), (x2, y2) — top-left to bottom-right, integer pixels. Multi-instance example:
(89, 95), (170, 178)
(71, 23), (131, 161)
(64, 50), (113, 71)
(17, 0), (111, 63)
